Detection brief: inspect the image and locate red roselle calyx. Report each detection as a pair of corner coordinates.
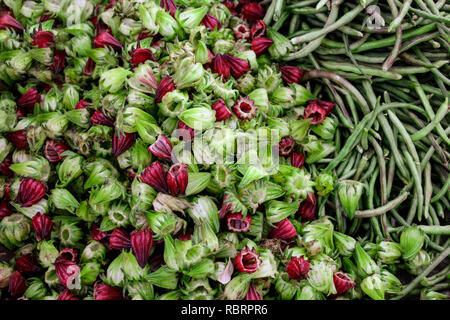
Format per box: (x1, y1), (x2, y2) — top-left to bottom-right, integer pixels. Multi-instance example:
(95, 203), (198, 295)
(303, 101), (328, 125)
(232, 96), (257, 120)
(15, 178), (47, 207)
(178, 232), (192, 241)
(84, 57), (96, 76)
(250, 20), (266, 39)
(94, 32), (123, 51)
(148, 135), (173, 161)
(201, 14), (221, 30)
(212, 98), (232, 121)
(167, 163), (188, 195)
(219, 195), (232, 219)
(90, 110), (115, 127)
(233, 24), (250, 40)
(17, 88), (40, 111)
(251, 37), (273, 56)
(109, 228), (131, 250)
(31, 30), (55, 48)
(177, 121), (195, 140)
(0, 14), (24, 32)
(211, 54), (231, 81)
(223, 0), (237, 15)
(15, 254), (41, 273)
(51, 49), (66, 74)
(58, 289), (78, 300)
(8, 271), (27, 298)
(91, 224), (108, 241)
(5, 130), (29, 150)
(131, 229), (153, 268)
(226, 212), (251, 233)
(155, 76), (176, 104)
(309, 99), (335, 115)
(245, 283), (261, 300)
(31, 213), (53, 242)
(138, 161), (168, 193)
(333, 271), (356, 296)
(0, 200), (12, 221)
(0, 156), (13, 176)
(290, 151), (305, 169)
(44, 140), (69, 163)
(58, 248), (78, 262)
(269, 218), (297, 240)
(160, 0), (177, 17)
(242, 2), (265, 21)
(280, 65), (305, 84)
(225, 54), (250, 78)
(297, 192), (317, 221)
(234, 247), (261, 273)
(130, 47), (154, 68)
(278, 136), (295, 157)
(94, 282), (123, 300)
(75, 100), (89, 109)
(286, 256), (310, 281)
(112, 132), (136, 157)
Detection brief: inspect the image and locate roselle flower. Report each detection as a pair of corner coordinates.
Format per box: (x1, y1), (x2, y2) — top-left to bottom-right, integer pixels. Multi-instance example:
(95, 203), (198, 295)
(286, 256), (310, 280)
(201, 14), (221, 30)
(167, 163), (188, 195)
(91, 224), (108, 241)
(9, 271), (27, 298)
(109, 228), (131, 250)
(245, 283), (261, 300)
(138, 161), (168, 193)
(155, 76), (176, 104)
(226, 212), (251, 233)
(112, 132), (136, 157)
(50, 49), (66, 74)
(280, 65), (304, 84)
(15, 254), (40, 273)
(15, 178), (47, 207)
(17, 88), (40, 111)
(242, 2), (265, 21)
(304, 102), (327, 125)
(278, 136), (295, 156)
(131, 229), (153, 268)
(269, 218), (297, 240)
(90, 110), (115, 127)
(31, 30), (55, 48)
(160, 0), (177, 17)
(44, 140), (69, 163)
(233, 24), (250, 40)
(57, 289), (78, 300)
(297, 192), (317, 221)
(251, 37), (274, 56)
(0, 200), (12, 221)
(5, 130), (29, 150)
(225, 54), (250, 78)
(148, 135), (173, 161)
(84, 58), (96, 76)
(0, 156), (13, 176)
(333, 271), (356, 296)
(232, 96), (257, 120)
(94, 32), (123, 51)
(337, 180), (364, 220)
(211, 54), (231, 80)
(290, 151), (305, 169)
(309, 99), (335, 115)
(94, 282), (123, 300)
(130, 47), (154, 68)
(234, 247), (261, 273)
(0, 14), (24, 32)
(177, 121), (195, 140)
(54, 257), (80, 287)
(251, 20), (266, 39)
(212, 98), (232, 121)
(31, 213), (53, 242)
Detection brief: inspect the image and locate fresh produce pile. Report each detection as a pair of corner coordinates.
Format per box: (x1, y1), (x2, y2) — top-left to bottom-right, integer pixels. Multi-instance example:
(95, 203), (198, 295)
(0, 0), (448, 301)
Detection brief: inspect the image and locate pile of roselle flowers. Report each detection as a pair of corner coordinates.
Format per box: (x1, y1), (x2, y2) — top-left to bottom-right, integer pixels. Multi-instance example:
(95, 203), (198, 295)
(0, 0), (440, 301)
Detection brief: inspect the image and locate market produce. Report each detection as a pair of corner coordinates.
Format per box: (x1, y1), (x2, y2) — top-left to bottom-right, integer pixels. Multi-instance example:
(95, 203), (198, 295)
(0, 0), (448, 301)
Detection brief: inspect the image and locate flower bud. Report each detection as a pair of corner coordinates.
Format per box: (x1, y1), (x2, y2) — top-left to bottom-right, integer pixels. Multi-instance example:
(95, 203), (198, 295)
(54, 256), (80, 288)
(24, 277), (47, 300)
(185, 172), (212, 196)
(81, 240), (106, 264)
(290, 118), (311, 143)
(15, 178), (47, 208)
(226, 54), (250, 78)
(138, 161), (168, 193)
(167, 163), (188, 196)
(155, 76), (176, 104)
(202, 13), (221, 30)
(131, 229), (153, 268)
(266, 200), (299, 224)
(110, 228), (131, 250)
(94, 282), (123, 300)
(31, 213), (53, 242)
(80, 261), (102, 285)
(242, 2), (265, 21)
(173, 58), (205, 90)
(0, 14), (24, 32)
(94, 32), (122, 51)
(269, 218), (297, 240)
(354, 243), (380, 277)
(179, 7), (208, 31)
(337, 180), (364, 220)
(286, 256), (310, 281)
(333, 232), (356, 257)
(51, 49), (66, 74)
(378, 240), (402, 264)
(251, 37), (273, 56)
(145, 211), (177, 240)
(90, 110), (115, 127)
(9, 271), (27, 298)
(44, 140), (69, 163)
(296, 283), (325, 300)
(267, 29), (293, 59)
(148, 134), (173, 161)
(275, 272), (298, 300)
(100, 67), (132, 93)
(212, 98), (232, 121)
(400, 226), (425, 261)
(315, 172), (334, 196)
(37, 240), (58, 268)
(223, 273), (252, 300)
(280, 65), (304, 84)
(380, 269), (402, 294)
(307, 261), (337, 296)
(0, 214), (31, 249)
(15, 254), (40, 273)
(59, 222), (83, 246)
(361, 274), (385, 300)
(245, 283), (261, 300)
(112, 132), (136, 157)
(5, 130), (29, 150)
(406, 249), (431, 275)
(49, 188), (79, 213)
(333, 271), (356, 296)
(56, 151), (83, 187)
(234, 247), (261, 273)
(179, 107), (215, 130)
(17, 88), (40, 111)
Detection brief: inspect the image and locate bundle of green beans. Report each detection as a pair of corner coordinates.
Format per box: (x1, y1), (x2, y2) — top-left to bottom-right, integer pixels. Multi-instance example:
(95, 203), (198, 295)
(266, 0), (449, 299)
